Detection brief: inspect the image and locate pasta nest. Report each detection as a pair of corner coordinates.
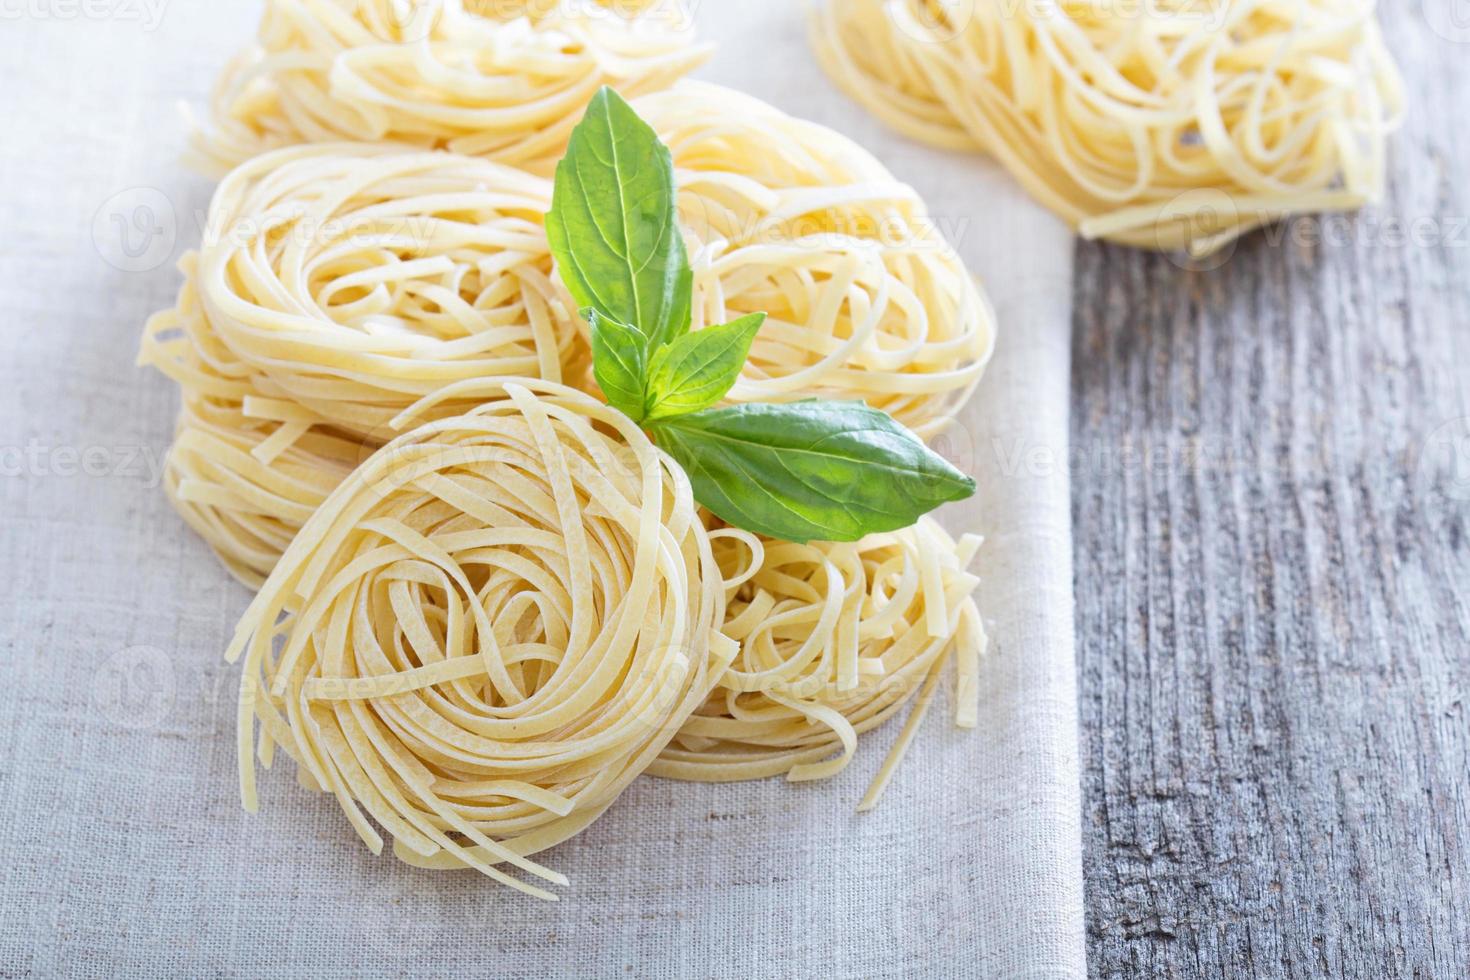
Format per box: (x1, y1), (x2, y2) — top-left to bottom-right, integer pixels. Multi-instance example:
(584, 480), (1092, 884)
(139, 145), (593, 583)
(194, 144), (586, 436)
(189, 0), (711, 176)
(654, 518), (985, 808)
(631, 82), (996, 440)
(811, 0), (1405, 255)
(227, 379), (733, 896)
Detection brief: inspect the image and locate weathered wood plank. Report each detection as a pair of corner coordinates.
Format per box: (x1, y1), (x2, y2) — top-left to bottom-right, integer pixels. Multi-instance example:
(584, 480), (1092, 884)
(1073, 6), (1470, 977)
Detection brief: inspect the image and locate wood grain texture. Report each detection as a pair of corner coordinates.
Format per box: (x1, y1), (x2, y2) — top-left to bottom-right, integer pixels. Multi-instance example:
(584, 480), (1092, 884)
(1072, 6), (1470, 977)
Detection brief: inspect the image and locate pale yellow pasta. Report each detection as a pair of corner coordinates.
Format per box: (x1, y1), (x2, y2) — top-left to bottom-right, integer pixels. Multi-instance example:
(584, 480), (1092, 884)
(189, 0), (711, 176)
(139, 256), (358, 587)
(812, 0), (1405, 255)
(197, 144), (586, 437)
(655, 517), (985, 810)
(227, 379), (733, 897)
(143, 59), (997, 845)
(139, 145), (587, 582)
(163, 397), (359, 588)
(146, 100), (1000, 582)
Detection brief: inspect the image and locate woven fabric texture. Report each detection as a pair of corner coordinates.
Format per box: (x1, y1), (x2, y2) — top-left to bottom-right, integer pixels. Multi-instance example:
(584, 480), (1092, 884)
(0, 3), (1085, 976)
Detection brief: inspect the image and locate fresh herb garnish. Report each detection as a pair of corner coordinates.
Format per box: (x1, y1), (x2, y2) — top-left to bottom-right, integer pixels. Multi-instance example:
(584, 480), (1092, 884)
(643, 311), (766, 422)
(548, 87), (975, 542)
(545, 87), (692, 352)
(654, 401), (975, 542)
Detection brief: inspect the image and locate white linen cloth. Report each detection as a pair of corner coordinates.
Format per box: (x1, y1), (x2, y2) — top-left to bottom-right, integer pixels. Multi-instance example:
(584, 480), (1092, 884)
(0, 3), (1085, 976)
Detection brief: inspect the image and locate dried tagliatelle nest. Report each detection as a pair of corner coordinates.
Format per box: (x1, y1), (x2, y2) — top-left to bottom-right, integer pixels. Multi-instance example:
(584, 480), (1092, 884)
(655, 518), (985, 809)
(812, 0), (1406, 255)
(138, 144), (587, 584)
(621, 82), (996, 440)
(228, 379), (734, 898)
(189, 0), (712, 175)
(193, 144), (585, 435)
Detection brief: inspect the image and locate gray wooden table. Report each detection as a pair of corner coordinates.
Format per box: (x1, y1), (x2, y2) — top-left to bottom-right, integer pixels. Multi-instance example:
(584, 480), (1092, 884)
(1073, 5), (1470, 976)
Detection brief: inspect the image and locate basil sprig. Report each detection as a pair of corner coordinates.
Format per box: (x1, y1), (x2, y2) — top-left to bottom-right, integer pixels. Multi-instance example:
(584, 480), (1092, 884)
(643, 312), (766, 421)
(655, 401), (974, 542)
(548, 88), (975, 543)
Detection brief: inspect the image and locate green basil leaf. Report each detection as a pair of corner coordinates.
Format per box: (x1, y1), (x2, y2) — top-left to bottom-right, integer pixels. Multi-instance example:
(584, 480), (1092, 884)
(546, 86), (692, 351)
(643, 313), (765, 422)
(586, 308), (648, 422)
(650, 401), (975, 542)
